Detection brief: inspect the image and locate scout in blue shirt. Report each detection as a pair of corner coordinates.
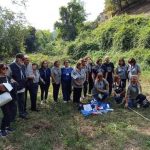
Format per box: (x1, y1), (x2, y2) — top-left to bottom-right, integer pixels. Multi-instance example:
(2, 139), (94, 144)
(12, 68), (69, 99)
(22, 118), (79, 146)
(61, 60), (73, 103)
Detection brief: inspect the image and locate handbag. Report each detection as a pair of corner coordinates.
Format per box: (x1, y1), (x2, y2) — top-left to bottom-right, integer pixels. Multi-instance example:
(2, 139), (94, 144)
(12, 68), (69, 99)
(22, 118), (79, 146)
(0, 92), (12, 107)
(0, 77), (13, 107)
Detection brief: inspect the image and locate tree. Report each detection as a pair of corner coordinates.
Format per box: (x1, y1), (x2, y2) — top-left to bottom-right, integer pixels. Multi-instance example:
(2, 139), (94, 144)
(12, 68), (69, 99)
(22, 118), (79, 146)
(0, 7), (26, 58)
(35, 30), (53, 51)
(24, 26), (36, 52)
(55, 0), (86, 41)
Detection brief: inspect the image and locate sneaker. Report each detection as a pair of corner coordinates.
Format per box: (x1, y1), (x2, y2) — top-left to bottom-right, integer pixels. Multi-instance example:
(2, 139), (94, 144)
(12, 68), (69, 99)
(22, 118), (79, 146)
(0, 130), (7, 137)
(41, 101), (44, 105)
(63, 101), (67, 103)
(6, 127), (15, 133)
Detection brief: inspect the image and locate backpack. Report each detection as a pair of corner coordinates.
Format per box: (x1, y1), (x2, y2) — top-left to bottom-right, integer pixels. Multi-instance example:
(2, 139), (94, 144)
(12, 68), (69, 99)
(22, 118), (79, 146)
(136, 94), (149, 108)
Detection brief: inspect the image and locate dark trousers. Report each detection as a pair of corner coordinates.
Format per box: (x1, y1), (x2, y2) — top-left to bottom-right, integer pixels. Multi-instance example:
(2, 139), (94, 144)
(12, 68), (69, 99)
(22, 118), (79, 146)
(83, 81), (88, 97)
(25, 80), (34, 111)
(121, 79), (127, 88)
(9, 100), (17, 122)
(29, 83), (38, 110)
(73, 87), (82, 103)
(1, 103), (10, 130)
(52, 83), (60, 102)
(17, 92), (26, 116)
(25, 86), (30, 111)
(62, 81), (72, 101)
(107, 80), (113, 95)
(88, 76), (94, 94)
(40, 83), (50, 101)
(10, 89), (17, 122)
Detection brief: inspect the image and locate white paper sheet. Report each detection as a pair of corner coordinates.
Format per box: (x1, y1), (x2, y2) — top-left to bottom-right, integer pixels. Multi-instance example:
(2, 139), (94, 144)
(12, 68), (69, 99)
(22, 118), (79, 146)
(3, 83), (13, 92)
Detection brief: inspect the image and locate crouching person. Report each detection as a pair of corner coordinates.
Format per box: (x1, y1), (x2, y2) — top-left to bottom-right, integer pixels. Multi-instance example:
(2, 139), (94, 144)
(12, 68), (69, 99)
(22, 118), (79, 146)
(113, 75), (125, 104)
(92, 73), (109, 102)
(125, 75), (142, 108)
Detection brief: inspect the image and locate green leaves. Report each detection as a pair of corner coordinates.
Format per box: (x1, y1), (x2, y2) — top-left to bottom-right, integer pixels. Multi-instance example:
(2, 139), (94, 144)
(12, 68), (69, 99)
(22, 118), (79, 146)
(55, 0), (86, 41)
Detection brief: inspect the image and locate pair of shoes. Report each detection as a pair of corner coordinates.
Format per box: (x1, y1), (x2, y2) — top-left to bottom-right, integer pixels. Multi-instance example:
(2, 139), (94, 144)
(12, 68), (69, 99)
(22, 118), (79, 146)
(0, 130), (8, 137)
(6, 127), (15, 133)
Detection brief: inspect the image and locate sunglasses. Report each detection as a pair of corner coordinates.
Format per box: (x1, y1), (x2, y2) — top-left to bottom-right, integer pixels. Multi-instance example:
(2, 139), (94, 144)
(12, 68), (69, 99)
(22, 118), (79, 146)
(1, 67), (8, 70)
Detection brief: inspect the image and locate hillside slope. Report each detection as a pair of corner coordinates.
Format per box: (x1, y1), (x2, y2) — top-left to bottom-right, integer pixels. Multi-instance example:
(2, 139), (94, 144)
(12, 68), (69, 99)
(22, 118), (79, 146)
(120, 1), (150, 15)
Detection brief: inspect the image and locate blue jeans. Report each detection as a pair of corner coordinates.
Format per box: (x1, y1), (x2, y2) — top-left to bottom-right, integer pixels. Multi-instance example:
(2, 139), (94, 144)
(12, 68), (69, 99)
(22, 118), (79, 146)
(93, 92), (109, 102)
(128, 99), (137, 108)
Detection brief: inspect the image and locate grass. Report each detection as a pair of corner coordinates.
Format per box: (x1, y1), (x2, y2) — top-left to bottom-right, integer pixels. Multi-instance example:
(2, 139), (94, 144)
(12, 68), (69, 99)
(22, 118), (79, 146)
(0, 71), (150, 150)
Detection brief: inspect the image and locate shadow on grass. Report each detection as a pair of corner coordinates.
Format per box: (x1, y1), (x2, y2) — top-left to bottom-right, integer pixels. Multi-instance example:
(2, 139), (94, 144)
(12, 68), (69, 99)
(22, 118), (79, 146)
(0, 97), (150, 150)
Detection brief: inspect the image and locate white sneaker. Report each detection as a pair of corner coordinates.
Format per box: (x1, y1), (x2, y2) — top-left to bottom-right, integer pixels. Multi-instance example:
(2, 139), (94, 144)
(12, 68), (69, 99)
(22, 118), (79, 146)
(63, 101), (67, 103)
(41, 101), (44, 105)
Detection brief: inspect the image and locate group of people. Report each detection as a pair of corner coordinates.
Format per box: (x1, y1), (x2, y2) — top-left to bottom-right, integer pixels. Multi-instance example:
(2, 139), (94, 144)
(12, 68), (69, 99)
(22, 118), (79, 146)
(0, 53), (146, 137)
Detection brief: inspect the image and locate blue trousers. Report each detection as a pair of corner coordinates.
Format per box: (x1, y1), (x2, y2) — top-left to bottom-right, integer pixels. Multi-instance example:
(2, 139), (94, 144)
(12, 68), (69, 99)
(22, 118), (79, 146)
(62, 81), (72, 101)
(128, 99), (137, 108)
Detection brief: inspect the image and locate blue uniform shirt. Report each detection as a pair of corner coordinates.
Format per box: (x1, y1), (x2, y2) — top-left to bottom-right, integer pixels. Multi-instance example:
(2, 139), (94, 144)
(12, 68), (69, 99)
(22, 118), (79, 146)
(61, 66), (73, 82)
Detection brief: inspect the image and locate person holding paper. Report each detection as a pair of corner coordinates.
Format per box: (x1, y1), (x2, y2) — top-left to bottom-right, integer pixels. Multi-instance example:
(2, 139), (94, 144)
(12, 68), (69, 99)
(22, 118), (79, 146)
(0, 63), (14, 137)
(9, 53), (27, 119)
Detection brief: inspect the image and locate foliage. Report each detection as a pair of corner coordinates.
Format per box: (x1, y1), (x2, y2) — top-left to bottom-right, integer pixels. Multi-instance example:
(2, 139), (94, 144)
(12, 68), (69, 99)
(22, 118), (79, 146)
(0, 7), (27, 58)
(54, 0), (86, 41)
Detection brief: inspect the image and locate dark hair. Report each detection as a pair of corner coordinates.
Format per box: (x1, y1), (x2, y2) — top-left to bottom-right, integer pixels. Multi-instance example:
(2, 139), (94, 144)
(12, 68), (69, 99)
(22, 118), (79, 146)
(130, 58), (136, 65)
(96, 72), (103, 80)
(41, 60), (48, 68)
(32, 63), (38, 68)
(16, 53), (24, 59)
(64, 60), (69, 65)
(0, 63), (7, 73)
(96, 58), (102, 64)
(118, 58), (126, 66)
(54, 61), (59, 66)
(114, 75), (120, 82)
(0, 63), (5, 70)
